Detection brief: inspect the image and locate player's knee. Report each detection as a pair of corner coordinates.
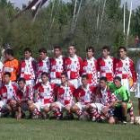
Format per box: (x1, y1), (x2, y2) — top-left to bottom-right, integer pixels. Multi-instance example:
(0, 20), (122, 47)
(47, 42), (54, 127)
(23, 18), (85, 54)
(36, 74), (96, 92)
(71, 105), (78, 112)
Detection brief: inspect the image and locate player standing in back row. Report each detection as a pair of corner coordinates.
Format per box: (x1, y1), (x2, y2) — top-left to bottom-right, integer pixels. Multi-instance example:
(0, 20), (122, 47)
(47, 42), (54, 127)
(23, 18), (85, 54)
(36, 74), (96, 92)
(50, 46), (64, 85)
(64, 45), (83, 88)
(97, 46), (115, 83)
(82, 47), (98, 86)
(114, 46), (137, 91)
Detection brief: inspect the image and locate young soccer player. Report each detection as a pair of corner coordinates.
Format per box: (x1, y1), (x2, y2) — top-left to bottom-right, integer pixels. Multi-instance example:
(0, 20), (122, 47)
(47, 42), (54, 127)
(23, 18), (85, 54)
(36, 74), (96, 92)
(16, 78), (34, 119)
(114, 46), (137, 91)
(29, 72), (55, 119)
(97, 46), (115, 82)
(64, 45), (83, 88)
(19, 48), (36, 86)
(89, 77), (116, 123)
(82, 47), (98, 85)
(0, 72), (18, 118)
(51, 73), (75, 120)
(71, 75), (95, 119)
(36, 48), (50, 83)
(50, 46), (64, 85)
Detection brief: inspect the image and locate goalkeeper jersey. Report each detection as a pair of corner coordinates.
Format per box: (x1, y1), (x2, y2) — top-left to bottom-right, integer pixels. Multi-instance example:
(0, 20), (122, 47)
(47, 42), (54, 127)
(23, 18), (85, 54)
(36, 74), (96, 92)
(108, 83), (131, 108)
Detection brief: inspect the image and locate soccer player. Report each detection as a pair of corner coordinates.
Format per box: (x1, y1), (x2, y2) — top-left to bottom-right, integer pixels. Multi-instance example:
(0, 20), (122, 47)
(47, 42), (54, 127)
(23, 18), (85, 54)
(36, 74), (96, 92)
(71, 75), (95, 119)
(29, 72), (55, 119)
(82, 47), (98, 85)
(0, 72), (18, 118)
(16, 78), (34, 119)
(64, 45), (83, 88)
(114, 46), (137, 91)
(3, 49), (19, 82)
(19, 48), (36, 86)
(36, 48), (50, 83)
(97, 46), (115, 82)
(50, 46), (64, 85)
(89, 77), (116, 123)
(109, 76), (134, 124)
(51, 72), (75, 120)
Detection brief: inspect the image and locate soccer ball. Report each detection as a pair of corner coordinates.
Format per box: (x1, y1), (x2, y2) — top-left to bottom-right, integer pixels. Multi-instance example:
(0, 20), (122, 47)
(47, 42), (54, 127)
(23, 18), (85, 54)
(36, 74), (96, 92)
(134, 116), (140, 125)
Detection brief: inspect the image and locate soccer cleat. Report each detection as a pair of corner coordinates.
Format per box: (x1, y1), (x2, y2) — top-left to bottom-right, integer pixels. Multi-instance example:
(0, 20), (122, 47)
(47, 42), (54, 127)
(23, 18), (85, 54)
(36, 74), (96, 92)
(122, 121), (127, 124)
(91, 116), (96, 122)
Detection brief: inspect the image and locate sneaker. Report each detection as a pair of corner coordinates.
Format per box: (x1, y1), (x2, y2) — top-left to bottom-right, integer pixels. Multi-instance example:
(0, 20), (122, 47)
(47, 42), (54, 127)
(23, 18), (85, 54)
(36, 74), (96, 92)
(122, 121), (127, 124)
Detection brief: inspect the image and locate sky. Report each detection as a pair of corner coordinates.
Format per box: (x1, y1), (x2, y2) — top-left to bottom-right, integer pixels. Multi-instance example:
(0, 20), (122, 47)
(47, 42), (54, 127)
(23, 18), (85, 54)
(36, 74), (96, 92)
(9, 0), (140, 9)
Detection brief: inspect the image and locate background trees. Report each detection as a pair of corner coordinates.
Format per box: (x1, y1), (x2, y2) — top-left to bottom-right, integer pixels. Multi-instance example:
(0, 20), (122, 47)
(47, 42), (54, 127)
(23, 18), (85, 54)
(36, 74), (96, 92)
(0, 0), (139, 58)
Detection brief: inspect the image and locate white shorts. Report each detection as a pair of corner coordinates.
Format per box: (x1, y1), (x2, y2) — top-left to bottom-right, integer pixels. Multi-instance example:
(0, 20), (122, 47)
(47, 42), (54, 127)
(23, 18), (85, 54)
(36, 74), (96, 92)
(121, 79), (130, 92)
(90, 103), (104, 114)
(0, 101), (7, 109)
(51, 79), (61, 85)
(69, 78), (81, 89)
(34, 102), (51, 111)
(54, 101), (72, 111)
(75, 102), (87, 112)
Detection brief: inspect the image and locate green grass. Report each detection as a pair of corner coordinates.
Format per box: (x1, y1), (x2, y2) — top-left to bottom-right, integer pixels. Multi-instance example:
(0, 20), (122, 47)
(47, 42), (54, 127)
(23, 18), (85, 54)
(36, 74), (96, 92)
(0, 94), (140, 140)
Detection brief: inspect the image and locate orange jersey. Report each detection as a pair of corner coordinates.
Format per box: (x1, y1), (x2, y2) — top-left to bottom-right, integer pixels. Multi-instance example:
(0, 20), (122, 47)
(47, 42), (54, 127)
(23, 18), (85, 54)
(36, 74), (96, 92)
(3, 59), (19, 81)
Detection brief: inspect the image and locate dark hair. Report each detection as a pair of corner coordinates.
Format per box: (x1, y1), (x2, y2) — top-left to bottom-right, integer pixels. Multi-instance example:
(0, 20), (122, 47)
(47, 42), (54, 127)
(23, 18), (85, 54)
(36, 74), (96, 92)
(99, 77), (107, 82)
(69, 45), (76, 49)
(41, 72), (49, 77)
(81, 74), (88, 79)
(114, 76), (121, 82)
(38, 48), (47, 53)
(61, 72), (68, 78)
(24, 47), (32, 53)
(4, 49), (14, 56)
(4, 72), (11, 77)
(18, 78), (26, 83)
(102, 46), (110, 52)
(86, 47), (95, 53)
(54, 46), (61, 50)
(118, 46), (127, 52)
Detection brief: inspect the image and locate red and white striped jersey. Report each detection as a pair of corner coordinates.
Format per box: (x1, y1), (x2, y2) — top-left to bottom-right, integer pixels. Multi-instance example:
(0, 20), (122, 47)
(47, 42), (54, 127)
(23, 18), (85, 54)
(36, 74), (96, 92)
(56, 83), (75, 105)
(64, 55), (83, 79)
(97, 56), (115, 82)
(82, 57), (97, 85)
(114, 57), (137, 82)
(19, 57), (36, 80)
(34, 82), (55, 104)
(74, 84), (95, 105)
(0, 82), (18, 103)
(17, 85), (34, 101)
(93, 87), (116, 106)
(36, 57), (50, 79)
(50, 55), (64, 79)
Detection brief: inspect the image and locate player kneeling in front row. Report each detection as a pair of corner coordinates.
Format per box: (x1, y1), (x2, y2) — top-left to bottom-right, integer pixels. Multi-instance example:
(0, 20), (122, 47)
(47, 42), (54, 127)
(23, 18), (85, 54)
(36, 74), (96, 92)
(50, 73), (75, 120)
(109, 76), (135, 124)
(89, 77), (116, 123)
(71, 75), (95, 120)
(29, 72), (55, 119)
(0, 72), (18, 118)
(16, 78), (34, 120)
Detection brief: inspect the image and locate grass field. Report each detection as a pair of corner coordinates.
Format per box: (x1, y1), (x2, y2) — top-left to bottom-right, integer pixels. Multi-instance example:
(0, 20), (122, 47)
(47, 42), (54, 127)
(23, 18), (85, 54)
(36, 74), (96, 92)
(0, 94), (140, 140)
